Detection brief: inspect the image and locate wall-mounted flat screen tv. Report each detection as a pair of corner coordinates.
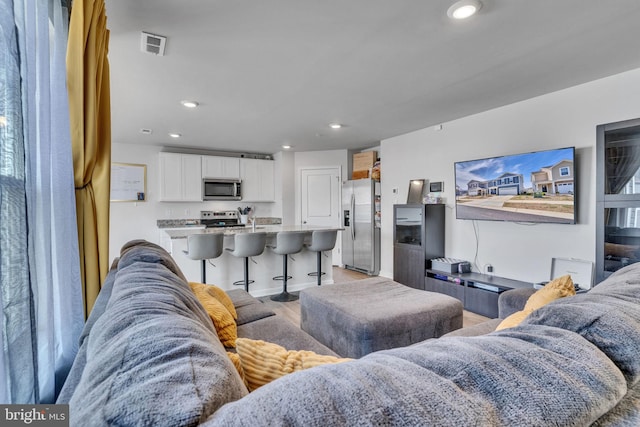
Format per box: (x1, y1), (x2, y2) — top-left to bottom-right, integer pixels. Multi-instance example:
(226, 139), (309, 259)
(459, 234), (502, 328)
(454, 147), (576, 224)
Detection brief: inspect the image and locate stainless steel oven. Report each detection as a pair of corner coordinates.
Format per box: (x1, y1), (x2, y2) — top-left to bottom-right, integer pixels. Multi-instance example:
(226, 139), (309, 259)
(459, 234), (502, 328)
(202, 178), (242, 201)
(200, 210), (242, 227)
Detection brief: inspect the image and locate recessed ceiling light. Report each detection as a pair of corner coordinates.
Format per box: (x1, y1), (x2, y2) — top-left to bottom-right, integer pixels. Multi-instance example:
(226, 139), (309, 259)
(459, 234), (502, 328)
(169, 133), (182, 138)
(447, 0), (482, 19)
(329, 123), (342, 129)
(181, 100), (199, 108)
(282, 145), (292, 150)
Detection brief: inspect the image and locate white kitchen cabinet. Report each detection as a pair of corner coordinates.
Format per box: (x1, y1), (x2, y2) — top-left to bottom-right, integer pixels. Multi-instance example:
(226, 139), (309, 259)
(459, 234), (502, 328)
(159, 153), (202, 201)
(240, 158), (275, 202)
(201, 156), (240, 179)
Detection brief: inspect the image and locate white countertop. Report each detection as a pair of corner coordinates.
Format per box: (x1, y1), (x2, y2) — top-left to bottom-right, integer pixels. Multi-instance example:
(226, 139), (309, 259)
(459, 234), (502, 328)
(164, 224), (343, 239)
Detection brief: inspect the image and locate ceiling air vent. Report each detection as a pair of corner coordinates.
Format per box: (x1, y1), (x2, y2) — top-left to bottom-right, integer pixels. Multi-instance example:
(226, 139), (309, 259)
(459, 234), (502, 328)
(140, 31), (167, 56)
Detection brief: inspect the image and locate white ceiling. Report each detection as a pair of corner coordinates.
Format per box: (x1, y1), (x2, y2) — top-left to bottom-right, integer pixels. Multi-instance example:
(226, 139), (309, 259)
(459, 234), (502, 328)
(105, 0), (640, 154)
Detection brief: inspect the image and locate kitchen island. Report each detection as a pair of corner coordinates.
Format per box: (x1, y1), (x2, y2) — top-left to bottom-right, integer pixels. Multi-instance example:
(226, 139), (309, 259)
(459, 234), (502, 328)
(162, 225), (342, 297)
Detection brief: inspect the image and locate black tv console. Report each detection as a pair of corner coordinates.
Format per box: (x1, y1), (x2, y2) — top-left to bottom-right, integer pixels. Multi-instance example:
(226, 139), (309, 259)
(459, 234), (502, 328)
(425, 269), (534, 318)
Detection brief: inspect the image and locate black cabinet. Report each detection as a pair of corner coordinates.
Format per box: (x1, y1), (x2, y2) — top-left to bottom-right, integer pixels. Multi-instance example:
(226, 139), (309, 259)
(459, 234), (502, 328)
(596, 117), (640, 284)
(426, 271), (532, 318)
(393, 204), (444, 289)
(393, 245), (425, 290)
(424, 276), (464, 302)
(464, 286), (501, 318)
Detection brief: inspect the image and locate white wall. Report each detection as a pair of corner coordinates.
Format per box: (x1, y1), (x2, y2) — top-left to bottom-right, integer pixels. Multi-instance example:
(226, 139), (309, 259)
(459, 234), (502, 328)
(380, 68), (640, 284)
(109, 144), (281, 262)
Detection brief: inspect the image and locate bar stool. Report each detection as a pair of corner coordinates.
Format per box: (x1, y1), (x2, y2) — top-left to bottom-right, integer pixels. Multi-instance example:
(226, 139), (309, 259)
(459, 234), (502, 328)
(305, 230), (338, 286)
(225, 232), (267, 292)
(268, 231), (307, 302)
(183, 233), (224, 283)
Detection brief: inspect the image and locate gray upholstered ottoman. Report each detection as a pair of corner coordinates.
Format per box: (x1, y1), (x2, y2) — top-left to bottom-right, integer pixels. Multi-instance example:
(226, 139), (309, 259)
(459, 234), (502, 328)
(300, 277), (463, 358)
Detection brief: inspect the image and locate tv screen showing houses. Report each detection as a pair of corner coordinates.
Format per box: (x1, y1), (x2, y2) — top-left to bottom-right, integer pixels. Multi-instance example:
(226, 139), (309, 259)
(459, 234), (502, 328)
(455, 147), (576, 224)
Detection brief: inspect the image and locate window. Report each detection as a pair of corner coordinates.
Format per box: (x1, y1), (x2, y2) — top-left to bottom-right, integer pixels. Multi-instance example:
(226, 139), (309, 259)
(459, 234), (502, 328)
(1, 8), (35, 403)
(560, 167), (570, 176)
(596, 118), (640, 284)
(1, 1), (84, 403)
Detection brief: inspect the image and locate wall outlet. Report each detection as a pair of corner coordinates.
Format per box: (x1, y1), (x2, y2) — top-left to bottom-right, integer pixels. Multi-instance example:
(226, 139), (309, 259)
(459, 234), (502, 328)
(184, 208), (191, 217)
(165, 208), (172, 217)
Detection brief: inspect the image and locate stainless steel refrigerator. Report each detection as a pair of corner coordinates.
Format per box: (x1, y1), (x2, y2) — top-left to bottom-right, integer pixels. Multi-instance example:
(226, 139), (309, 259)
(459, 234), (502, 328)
(342, 179), (381, 275)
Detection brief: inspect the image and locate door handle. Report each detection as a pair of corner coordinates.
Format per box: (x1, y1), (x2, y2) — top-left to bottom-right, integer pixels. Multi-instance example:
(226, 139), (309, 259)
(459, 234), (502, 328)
(351, 194), (355, 241)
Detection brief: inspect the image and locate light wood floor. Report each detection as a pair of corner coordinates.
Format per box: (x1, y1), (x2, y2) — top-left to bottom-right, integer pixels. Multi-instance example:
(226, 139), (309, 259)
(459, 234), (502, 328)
(259, 267), (490, 328)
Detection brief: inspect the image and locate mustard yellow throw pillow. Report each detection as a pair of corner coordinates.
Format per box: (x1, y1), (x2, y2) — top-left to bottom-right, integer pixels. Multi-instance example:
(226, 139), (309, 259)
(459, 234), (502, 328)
(235, 338), (352, 391)
(189, 282), (237, 320)
(226, 351), (245, 382)
(496, 274), (575, 331)
(189, 282), (237, 347)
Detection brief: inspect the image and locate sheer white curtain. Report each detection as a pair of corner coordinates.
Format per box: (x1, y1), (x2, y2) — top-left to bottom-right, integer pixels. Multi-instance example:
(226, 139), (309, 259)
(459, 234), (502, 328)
(1, 0), (84, 403)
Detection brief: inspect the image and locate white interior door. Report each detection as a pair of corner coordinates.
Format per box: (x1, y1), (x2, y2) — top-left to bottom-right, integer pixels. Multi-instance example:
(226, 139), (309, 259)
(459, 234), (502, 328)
(300, 167), (341, 264)
(301, 167), (341, 226)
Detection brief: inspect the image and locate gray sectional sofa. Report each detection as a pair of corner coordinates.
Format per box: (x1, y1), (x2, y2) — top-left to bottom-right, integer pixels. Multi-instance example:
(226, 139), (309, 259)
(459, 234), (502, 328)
(59, 240), (640, 426)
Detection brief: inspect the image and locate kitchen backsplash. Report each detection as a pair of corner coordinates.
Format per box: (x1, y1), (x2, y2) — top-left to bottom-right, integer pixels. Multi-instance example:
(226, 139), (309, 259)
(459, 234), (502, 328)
(157, 217), (282, 228)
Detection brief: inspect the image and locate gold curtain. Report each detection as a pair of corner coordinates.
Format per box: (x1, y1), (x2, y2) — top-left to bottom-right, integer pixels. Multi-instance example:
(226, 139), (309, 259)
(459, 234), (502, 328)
(67, 0), (111, 316)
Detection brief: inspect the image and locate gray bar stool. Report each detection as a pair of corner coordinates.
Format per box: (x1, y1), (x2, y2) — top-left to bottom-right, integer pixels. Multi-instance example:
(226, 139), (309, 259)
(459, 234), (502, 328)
(183, 233), (224, 283)
(225, 232), (267, 292)
(268, 231), (307, 302)
(305, 230), (337, 286)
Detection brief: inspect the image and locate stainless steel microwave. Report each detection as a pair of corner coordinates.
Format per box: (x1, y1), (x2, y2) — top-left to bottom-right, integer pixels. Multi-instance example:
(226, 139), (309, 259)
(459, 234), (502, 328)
(202, 178), (242, 201)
